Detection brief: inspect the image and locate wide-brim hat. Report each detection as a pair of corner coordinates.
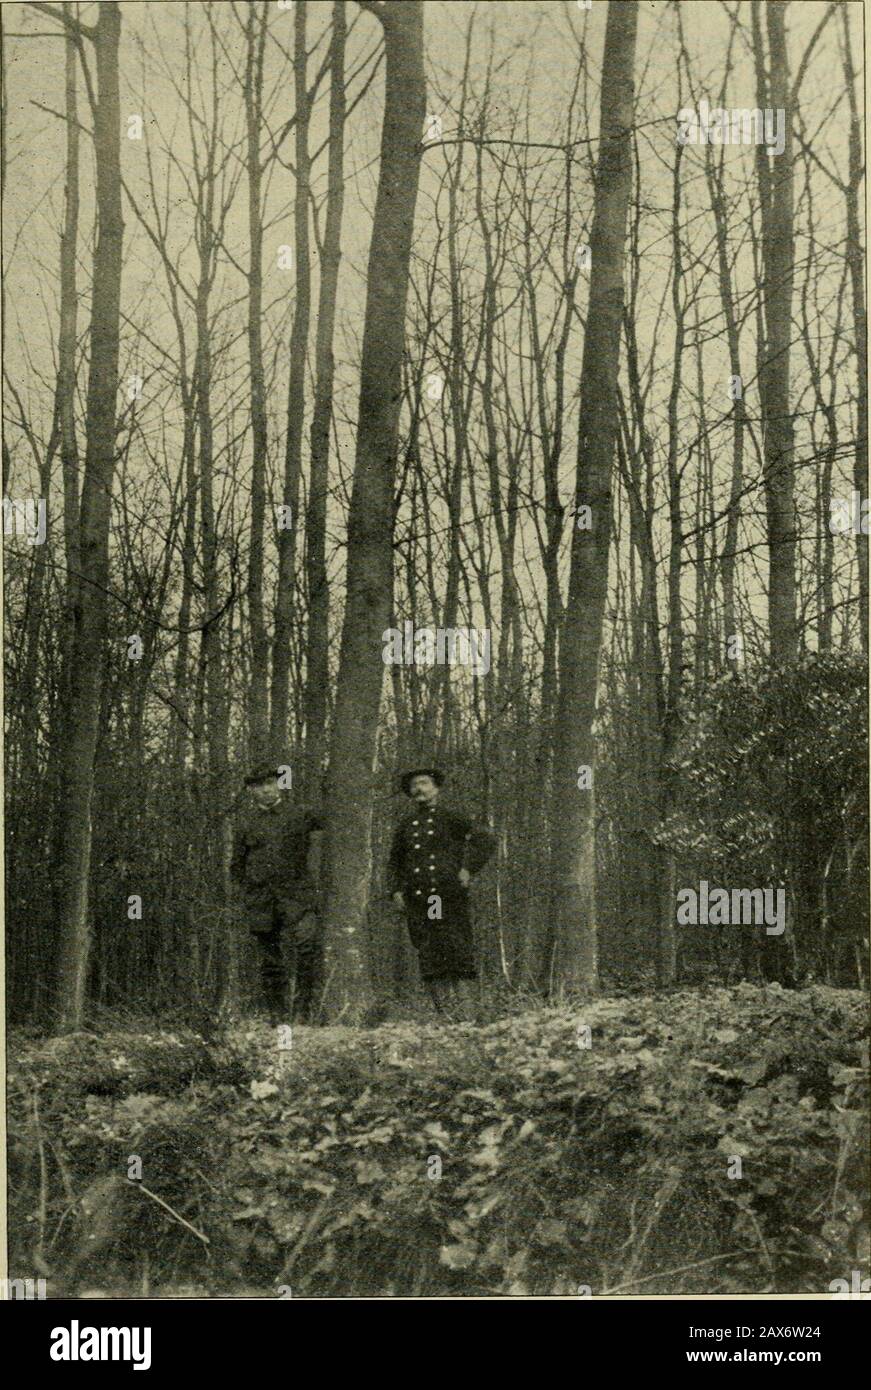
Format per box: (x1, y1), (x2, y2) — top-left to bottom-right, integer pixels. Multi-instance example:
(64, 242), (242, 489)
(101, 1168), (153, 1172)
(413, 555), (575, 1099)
(244, 762), (281, 786)
(399, 767), (445, 796)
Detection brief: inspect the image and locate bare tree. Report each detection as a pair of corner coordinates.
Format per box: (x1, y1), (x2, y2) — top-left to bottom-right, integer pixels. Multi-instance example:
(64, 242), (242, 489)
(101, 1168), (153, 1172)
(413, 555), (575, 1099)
(303, 0), (347, 803)
(754, 0), (798, 663)
(549, 0), (638, 994)
(320, 0), (425, 1021)
(48, 1), (124, 1030)
(243, 0), (271, 761)
(840, 4), (867, 651)
(270, 0), (312, 761)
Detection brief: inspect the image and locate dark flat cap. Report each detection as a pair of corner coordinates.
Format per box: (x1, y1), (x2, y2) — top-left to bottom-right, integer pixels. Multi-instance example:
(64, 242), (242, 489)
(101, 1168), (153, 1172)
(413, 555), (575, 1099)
(244, 762), (281, 786)
(399, 767), (445, 796)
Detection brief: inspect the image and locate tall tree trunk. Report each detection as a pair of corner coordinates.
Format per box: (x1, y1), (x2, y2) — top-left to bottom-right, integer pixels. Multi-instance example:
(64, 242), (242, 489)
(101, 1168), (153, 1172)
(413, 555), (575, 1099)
(523, 137), (577, 988)
(841, 6), (867, 650)
(704, 137), (745, 665)
(170, 406), (197, 771)
(271, 0), (311, 762)
(19, 4), (80, 790)
(754, 0), (798, 663)
(47, 8), (82, 923)
(55, 3), (123, 1031)
(549, 0), (637, 994)
(245, 1), (270, 761)
(431, 27), (475, 763)
(195, 245), (234, 1007)
(196, 296), (227, 788)
(59, 6), (81, 635)
(303, 0), (346, 803)
(656, 138), (687, 990)
(320, 0), (425, 1021)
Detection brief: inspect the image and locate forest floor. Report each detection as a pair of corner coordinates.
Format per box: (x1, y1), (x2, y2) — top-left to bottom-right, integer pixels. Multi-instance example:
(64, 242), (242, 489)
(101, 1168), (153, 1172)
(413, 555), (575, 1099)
(7, 983), (869, 1298)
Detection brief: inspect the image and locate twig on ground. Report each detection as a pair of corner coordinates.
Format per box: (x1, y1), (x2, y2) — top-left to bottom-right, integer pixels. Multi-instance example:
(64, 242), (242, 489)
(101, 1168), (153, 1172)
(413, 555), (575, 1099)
(32, 1091), (49, 1263)
(132, 1181), (211, 1248)
(601, 1248), (756, 1296)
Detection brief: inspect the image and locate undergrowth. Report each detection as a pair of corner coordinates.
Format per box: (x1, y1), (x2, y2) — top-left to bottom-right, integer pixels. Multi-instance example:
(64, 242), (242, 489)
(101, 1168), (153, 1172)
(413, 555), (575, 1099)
(7, 984), (868, 1297)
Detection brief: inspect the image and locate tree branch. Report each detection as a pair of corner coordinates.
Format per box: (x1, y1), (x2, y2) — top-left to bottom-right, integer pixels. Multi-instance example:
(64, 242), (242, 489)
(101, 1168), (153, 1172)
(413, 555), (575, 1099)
(27, 1), (96, 40)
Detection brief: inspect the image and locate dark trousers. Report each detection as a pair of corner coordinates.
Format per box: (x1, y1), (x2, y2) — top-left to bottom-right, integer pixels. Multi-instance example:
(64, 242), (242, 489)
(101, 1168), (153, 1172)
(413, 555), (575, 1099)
(249, 901), (319, 1021)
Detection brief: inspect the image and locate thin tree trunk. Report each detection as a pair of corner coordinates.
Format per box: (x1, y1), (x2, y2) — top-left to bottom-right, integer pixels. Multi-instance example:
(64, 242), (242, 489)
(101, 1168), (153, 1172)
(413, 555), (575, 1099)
(754, 0), (798, 663)
(656, 138), (687, 990)
(303, 0), (346, 803)
(46, 8), (82, 923)
(245, 1), (270, 761)
(271, 0), (311, 762)
(59, 7), (81, 635)
(170, 407), (197, 771)
(841, 6), (867, 650)
(55, 3), (123, 1031)
(704, 138), (745, 663)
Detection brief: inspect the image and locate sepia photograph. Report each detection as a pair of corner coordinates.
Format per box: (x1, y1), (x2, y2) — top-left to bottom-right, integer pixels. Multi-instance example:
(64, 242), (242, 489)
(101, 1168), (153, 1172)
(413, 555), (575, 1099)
(1, 0), (869, 1311)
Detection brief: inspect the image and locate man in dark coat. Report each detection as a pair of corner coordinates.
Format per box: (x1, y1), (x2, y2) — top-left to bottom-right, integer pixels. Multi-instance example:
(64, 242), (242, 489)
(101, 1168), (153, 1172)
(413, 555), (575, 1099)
(230, 763), (323, 1023)
(387, 768), (495, 1017)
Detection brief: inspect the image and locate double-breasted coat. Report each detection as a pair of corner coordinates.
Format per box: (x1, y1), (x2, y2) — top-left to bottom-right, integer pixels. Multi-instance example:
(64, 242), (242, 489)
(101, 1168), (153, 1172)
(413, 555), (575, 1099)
(386, 804), (495, 980)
